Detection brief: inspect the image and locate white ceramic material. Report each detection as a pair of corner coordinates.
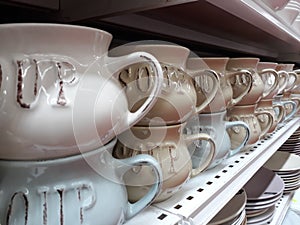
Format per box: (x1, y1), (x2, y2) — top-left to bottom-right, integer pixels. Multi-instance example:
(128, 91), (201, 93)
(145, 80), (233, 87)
(113, 122), (216, 202)
(185, 110), (250, 169)
(256, 99), (284, 135)
(0, 139), (163, 225)
(246, 206), (275, 224)
(109, 44), (219, 126)
(0, 23), (164, 160)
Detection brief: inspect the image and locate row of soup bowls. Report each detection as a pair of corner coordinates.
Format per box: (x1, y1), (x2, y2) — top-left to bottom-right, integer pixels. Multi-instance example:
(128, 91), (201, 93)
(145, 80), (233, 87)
(0, 24), (299, 225)
(110, 44), (300, 205)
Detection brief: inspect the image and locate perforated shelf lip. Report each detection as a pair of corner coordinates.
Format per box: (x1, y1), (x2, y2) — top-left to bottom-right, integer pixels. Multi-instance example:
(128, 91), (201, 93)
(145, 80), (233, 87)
(269, 192), (295, 225)
(124, 117), (300, 225)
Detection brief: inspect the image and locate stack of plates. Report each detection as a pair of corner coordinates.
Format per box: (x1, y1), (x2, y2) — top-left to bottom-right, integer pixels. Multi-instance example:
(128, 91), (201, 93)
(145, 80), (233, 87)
(279, 127), (300, 156)
(243, 167), (285, 224)
(264, 151), (300, 193)
(208, 189), (247, 225)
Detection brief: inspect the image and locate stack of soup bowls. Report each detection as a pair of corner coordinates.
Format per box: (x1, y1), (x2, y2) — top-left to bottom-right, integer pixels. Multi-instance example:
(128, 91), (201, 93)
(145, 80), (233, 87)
(1, 23), (299, 225)
(226, 58), (275, 150)
(255, 62), (285, 137)
(274, 63), (300, 125)
(110, 43), (219, 202)
(291, 68), (300, 115)
(0, 24), (169, 225)
(185, 57), (251, 169)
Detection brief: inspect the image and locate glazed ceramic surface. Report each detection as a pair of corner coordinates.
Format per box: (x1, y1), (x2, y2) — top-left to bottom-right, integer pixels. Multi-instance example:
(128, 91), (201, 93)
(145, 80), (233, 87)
(226, 58), (265, 106)
(109, 44), (219, 126)
(113, 123), (215, 202)
(257, 62), (279, 100)
(0, 23), (164, 160)
(276, 63), (298, 93)
(0, 139), (163, 225)
(192, 57), (252, 112)
(185, 110), (250, 169)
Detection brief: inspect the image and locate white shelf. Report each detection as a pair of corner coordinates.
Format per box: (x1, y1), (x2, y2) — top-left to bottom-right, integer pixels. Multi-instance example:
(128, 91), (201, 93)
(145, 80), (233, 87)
(208, 0), (300, 44)
(125, 117), (300, 225)
(207, 0), (300, 62)
(270, 192), (295, 225)
(95, 0), (300, 61)
(59, 0), (197, 21)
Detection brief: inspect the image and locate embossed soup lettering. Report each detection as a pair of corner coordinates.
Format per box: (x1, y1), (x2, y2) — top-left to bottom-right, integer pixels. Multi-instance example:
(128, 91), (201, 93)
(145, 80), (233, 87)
(6, 192), (29, 225)
(6, 184), (95, 225)
(194, 75), (210, 93)
(16, 58), (77, 109)
(119, 64), (152, 92)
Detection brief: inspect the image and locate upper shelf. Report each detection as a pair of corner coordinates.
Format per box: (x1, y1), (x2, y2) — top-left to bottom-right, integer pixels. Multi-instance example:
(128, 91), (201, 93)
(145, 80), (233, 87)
(96, 0), (300, 63)
(0, 0), (299, 63)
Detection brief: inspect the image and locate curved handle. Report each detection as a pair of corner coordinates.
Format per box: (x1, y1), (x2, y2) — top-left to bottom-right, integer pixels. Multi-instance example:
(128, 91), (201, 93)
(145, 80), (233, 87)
(184, 133), (216, 177)
(277, 71), (289, 94)
(193, 69), (219, 113)
(227, 69), (253, 106)
(105, 52), (163, 132)
(254, 110), (273, 138)
(259, 69), (279, 98)
(273, 104), (285, 124)
(117, 154), (163, 219)
(285, 72), (298, 92)
(292, 69), (300, 90)
(291, 97), (300, 115)
(225, 121), (250, 157)
(282, 100), (298, 122)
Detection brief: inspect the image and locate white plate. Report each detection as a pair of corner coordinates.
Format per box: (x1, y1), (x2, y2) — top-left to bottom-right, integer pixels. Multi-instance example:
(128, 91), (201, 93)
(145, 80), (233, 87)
(283, 176), (300, 183)
(231, 210), (246, 225)
(246, 193), (282, 207)
(208, 189), (247, 225)
(246, 206), (275, 224)
(244, 167), (285, 201)
(284, 185), (300, 193)
(246, 208), (268, 218)
(264, 151), (300, 172)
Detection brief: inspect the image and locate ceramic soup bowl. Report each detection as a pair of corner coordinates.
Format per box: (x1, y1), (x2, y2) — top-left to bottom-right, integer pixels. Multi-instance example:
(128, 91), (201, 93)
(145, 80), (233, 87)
(113, 122), (216, 202)
(226, 58), (265, 106)
(0, 139), (163, 225)
(109, 44), (219, 126)
(187, 57), (252, 112)
(0, 23), (163, 160)
(227, 104), (273, 149)
(185, 110), (250, 169)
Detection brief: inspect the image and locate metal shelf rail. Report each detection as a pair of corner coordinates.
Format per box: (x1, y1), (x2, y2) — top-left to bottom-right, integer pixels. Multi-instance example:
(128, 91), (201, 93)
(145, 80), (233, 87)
(125, 117), (300, 225)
